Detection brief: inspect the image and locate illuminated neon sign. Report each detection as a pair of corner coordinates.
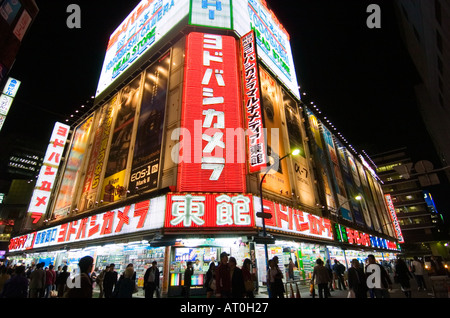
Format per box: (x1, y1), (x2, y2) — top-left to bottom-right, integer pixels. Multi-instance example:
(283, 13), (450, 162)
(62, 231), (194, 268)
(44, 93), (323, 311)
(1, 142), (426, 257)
(384, 194), (404, 243)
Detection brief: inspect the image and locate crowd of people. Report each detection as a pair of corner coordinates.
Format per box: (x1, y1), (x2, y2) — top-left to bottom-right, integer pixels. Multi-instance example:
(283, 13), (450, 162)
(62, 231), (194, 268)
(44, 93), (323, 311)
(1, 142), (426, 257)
(0, 254), (447, 299)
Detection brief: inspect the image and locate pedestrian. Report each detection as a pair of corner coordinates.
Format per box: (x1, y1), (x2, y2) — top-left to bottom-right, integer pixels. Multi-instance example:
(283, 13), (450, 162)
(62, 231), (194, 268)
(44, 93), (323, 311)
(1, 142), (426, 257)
(268, 257), (285, 298)
(55, 265), (70, 298)
(29, 262), (46, 298)
(325, 259), (333, 296)
(44, 264), (56, 298)
(365, 254), (392, 298)
(229, 257), (245, 298)
(216, 252), (231, 298)
(347, 259), (367, 298)
(113, 266), (136, 298)
(288, 258), (295, 281)
(183, 261), (194, 298)
(0, 266), (28, 298)
(143, 261), (160, 298)
(103, 263), (118, 298)
(394, 258), (414, 298)
(333, 259), (346, 290)
(411, 256), (427, 291)
(311, 258), (331, 298)
(95, 265), (109, 298)
(0, 265), (11, 295)
(242, 258), (255, 298)
(205, 262), (216, 298)
(64, 256), (94, 298)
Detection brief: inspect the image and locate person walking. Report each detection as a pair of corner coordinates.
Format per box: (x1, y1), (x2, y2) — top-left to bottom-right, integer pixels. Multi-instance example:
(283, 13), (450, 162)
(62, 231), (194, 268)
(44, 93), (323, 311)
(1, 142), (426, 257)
(268, 258), (285, 298)
(29, 262), (46, 298)
(44, 264), (56, 298)
(242, 258), (255, 298)
(143, 261), (160, 298)
(365, 254), (392, 298)
(347, 259), (367, 298)
(0, 266), (28, 298)
(205, 262), (216, 298)
(64, 256), (94, 298)
(411, 256), (427, 291)
(333, 259), (346, 291)
(229, 257), (245, 298)
(95, 265), (109, 298)
(113, 266), (136, 298)
(216, 252), (231, 298)
(55, 265), (70, 298)
(394, 258), (414, 298)
(325, 259), (334, 293)
(311, 259), (331, 298)
(0, 265), (11, 295)
(103, 263), (118, 298)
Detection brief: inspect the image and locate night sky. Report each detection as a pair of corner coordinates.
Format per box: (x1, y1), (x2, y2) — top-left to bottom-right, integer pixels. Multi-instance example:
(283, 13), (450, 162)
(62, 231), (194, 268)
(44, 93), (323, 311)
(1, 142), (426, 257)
(2, 1), (449, 214)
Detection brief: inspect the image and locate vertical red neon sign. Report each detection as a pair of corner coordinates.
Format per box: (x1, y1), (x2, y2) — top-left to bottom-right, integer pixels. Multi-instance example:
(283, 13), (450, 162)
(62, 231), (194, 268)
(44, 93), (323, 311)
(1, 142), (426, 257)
(177, 32), (246, 192)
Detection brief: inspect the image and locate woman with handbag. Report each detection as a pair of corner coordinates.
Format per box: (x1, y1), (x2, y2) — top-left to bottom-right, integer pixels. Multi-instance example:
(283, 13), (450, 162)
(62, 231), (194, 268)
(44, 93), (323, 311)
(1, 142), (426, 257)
(242, 258), (255, 298)
(205, 262), (216, 298)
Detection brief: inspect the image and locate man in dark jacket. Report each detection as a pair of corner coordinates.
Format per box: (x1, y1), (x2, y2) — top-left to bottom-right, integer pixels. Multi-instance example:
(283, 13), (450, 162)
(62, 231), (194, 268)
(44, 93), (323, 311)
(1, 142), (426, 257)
(103, 263), (118, 298)
(1, 266), (28, 298)
(143, 261), (160, 298)
(215, 252), (231, 298)
(366, 254), (392, 298)
(229, 257), (245, 298)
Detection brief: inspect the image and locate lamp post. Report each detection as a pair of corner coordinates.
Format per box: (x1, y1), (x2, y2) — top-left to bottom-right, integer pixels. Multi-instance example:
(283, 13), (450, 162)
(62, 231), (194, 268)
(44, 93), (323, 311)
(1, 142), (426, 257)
(257, 149), (300, 296)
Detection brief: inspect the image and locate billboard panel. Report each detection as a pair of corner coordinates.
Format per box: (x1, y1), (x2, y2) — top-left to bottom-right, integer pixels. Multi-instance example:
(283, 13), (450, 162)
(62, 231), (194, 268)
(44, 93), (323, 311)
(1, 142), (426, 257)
(101, 76), (141, 204)
(96, 0), (190, 96)
(78, 97), (117, 211)
(233, 0), (300, 99)
(282, 89), (316, 208)
(177, 32), (246, 193)
(259, 68), (291, 198)
(52, 117), (94, 219)
(189, 0), (233, 29)
(128, 52), (170, 195)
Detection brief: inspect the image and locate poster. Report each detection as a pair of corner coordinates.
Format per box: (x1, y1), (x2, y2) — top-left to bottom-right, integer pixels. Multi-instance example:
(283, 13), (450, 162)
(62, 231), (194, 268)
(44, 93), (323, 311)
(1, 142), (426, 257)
(282, 89), (316, 208)
(52, 116), (94, 219)
(259, 68), (291, 197)
(101, 76), (141, 203)
(128, 53), (170, 195)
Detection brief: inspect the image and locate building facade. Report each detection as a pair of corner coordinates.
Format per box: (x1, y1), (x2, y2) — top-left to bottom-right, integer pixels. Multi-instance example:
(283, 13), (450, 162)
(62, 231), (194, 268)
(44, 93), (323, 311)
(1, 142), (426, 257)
(7, 0), (400, 296)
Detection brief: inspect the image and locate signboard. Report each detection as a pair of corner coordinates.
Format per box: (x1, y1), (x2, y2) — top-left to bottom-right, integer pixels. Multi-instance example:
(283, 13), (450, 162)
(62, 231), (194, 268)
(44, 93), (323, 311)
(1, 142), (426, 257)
(240, 30), (267, 173)
(254, 197), (334, 240)
(24, 123), (70, 229)
(9, 196), (166, 253)
(0, 94), (13, 116)
(189, 0), (233, 29)
(96, 0), (190, 96)
(233, 0), (300, 99)
(334, 224), (399, 251)
(2, 77), (21, 97)
(384, 194), (404, 243)
(177, 32), (246, 192)
(165, 193), (255, 229)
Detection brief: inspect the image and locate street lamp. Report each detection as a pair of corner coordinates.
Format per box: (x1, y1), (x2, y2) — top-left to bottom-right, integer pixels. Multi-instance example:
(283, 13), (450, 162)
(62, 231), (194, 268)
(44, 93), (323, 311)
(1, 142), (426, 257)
(257, 148), (300, 295)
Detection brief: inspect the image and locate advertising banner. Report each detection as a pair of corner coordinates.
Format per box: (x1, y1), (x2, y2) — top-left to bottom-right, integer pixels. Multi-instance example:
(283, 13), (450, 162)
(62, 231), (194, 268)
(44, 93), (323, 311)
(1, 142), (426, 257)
(259, 68), (291, 198)
(52, 116), (94, 219)
(334, 139), (365, 226)
(177, 32), (246, 193)
(355, 159), (378, 230)
(241, 30), (267, 173)
(10, 196), (166, 253)
(321, 124), (352, 221)
(128, 53), (170, 195)
(165, 193), (255, 229)
(282, 89), (316, 208)
(384, 194), (404, 243)
(101, 76), (141, 204)
(96, 0), (190, 96)
(24, 123), (70, 229)
(305, 109), (336, 211)
(253, 197), (334, 240)
(79, 97), (117, 211)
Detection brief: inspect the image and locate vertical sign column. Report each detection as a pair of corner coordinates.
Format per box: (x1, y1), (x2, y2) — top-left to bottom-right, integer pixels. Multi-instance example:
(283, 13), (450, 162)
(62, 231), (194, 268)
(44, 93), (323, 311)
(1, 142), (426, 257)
(24, 122), (70, 229)
(177, 32), (246, 192)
